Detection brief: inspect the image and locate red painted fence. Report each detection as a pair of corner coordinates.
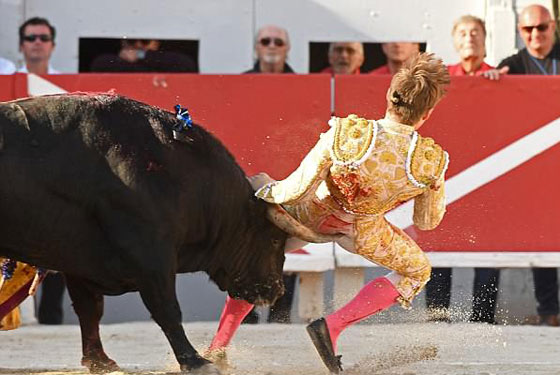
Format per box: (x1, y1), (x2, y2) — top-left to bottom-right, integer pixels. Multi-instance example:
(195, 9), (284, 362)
(1, 73), (559, 252)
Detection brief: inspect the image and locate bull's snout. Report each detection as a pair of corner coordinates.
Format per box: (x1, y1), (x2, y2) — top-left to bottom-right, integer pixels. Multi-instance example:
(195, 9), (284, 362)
(232, 277), (285, 306)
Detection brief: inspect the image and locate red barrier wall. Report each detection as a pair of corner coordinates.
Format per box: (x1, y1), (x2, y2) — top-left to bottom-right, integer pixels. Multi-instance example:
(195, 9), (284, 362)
(1, 74), (559, 251)
(0, 76), (15, 102)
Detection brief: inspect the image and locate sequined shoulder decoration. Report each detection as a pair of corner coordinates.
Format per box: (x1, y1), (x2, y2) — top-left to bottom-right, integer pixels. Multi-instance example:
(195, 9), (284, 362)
(330, 114), (378, 169)
(407, 135), (448, 187)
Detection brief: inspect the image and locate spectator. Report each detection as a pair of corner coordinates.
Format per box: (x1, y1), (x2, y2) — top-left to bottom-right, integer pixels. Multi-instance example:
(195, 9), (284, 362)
(448, 16), (495, 75)
(18, 17), (59, 74)
(370, 42), (420, 75)
(322, 42), (364, 74)
(90, 39), (197, 72)
(425, 15), (500, 324)
(245, 25), (294, 73)
(17, 17), (64, 325)
(484, 4), (559, 326)
(0, 57), (16, 74)
(243, 25), (295, 324)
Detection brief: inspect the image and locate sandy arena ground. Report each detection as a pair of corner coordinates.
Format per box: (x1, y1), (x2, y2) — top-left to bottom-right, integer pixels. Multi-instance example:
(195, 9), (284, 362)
(1, 321), (560, 375)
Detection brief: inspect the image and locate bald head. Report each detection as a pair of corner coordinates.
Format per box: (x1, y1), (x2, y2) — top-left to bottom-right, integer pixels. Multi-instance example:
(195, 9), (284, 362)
(519, 4), (551, 21)
(518, 4), (556, 58)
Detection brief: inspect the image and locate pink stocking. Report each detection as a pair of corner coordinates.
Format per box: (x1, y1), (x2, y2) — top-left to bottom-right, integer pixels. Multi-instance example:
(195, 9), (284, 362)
(325, 277), (400, 352)
(208, 296), (254, 351)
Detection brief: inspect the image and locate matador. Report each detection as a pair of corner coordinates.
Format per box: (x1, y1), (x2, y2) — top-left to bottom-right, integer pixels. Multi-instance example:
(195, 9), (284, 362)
(207, 53), (451, 374)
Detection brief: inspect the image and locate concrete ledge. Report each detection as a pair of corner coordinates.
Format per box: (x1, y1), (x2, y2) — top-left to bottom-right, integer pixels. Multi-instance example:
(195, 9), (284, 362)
(284, 243), (334, 272)
(286, 244), (560, 272)
(334, 246), (560, 268)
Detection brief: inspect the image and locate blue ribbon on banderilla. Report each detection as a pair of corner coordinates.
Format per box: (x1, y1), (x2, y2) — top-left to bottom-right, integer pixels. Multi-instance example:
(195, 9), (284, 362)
(173, 104), (194, 141)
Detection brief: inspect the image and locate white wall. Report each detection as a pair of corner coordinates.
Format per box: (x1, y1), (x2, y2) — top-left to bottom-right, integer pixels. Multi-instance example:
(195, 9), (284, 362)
(0, 0), (538, 73)
(0, 0), (25, 65)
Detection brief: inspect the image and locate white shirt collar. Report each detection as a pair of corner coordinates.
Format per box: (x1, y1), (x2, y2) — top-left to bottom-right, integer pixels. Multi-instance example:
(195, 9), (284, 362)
(17, 64), (60, 74)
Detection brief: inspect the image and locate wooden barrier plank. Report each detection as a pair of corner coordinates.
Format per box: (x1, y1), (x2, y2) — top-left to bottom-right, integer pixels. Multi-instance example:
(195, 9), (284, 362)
(334, 245), (560, 268)
(333, 267), (364, 309)
(284, 243), (334, 272)
(298, 272), (324, 322)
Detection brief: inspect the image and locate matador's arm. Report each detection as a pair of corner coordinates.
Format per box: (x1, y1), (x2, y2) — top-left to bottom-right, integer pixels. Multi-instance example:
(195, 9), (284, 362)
(412, 173), (446, 230)
(411, 135), (449, 230)
(256, 126), (335, 205)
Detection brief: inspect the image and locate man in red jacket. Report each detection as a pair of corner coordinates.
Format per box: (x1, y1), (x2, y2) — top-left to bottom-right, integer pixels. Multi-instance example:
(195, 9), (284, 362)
(447, 15), (494, 75)
(425, 15), (501, 325)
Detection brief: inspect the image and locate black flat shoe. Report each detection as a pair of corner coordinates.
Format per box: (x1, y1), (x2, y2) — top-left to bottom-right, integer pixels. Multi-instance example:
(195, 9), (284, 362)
(306, 318), (343, 374)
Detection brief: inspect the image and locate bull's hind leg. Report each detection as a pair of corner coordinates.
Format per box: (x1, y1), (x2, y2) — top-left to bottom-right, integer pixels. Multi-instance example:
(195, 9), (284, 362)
(65, 275), (119, 373)
(137, 270), (220, 374)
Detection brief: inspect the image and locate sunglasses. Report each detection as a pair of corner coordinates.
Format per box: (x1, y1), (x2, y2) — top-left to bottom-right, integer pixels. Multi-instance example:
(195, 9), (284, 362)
(259, 37), (286, 47)
(521, 22), (551, 33)
(23, 34), (53, 42)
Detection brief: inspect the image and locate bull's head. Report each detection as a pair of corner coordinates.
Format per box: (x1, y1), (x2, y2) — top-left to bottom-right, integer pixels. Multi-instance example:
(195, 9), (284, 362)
(224, 198), (288, 306)
(219, 174), (341, 306)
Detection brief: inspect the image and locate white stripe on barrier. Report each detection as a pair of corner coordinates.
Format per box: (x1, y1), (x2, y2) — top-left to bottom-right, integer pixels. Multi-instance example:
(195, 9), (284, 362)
(27, 73), (67, 96)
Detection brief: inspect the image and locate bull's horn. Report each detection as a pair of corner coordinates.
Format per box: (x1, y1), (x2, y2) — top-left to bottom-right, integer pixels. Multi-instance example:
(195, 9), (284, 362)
(266, 204), (342, 244)
(28, 272), (43, 296)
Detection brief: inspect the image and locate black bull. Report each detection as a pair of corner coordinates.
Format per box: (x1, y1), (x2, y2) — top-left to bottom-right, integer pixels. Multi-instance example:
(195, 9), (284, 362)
(0, 94), (288, 373)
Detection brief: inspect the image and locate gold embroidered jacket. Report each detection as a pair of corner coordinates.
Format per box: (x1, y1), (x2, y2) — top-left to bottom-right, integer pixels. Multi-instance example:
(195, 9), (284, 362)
(256, 115), (448, 229)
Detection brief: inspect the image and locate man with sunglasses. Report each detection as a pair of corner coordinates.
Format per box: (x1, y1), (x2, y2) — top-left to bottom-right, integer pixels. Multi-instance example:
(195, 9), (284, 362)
(484, 4), (559, 79)
(17, 17), (59, 75)
(484, 4), (560, 327)
(498, 4), (559, 75)
(242, 24), (295, 325)
(245, 25), (294, 74)
(16, 17), (63, 326)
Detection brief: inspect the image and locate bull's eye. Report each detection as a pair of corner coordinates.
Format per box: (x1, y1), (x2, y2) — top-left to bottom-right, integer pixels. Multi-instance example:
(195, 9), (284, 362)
(271, 238), (281, 248)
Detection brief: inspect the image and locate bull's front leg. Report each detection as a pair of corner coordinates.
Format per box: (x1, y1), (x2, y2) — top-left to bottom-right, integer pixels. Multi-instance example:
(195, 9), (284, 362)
(65, 275), (119, 373)
(138, 270), (220, 374)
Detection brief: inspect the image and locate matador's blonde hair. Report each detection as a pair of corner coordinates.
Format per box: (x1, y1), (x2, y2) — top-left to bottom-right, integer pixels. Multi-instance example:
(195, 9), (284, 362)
(386, 53), (450, 125)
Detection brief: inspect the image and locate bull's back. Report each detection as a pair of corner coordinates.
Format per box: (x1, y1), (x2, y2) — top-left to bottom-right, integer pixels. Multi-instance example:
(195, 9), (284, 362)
(0, 95), (177, 278)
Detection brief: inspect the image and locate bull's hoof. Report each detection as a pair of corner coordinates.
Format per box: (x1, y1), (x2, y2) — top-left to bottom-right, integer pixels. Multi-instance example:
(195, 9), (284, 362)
(81, 357), (120, 374)
(181, 363), (222, 375)
(203, 348), (231, 372)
